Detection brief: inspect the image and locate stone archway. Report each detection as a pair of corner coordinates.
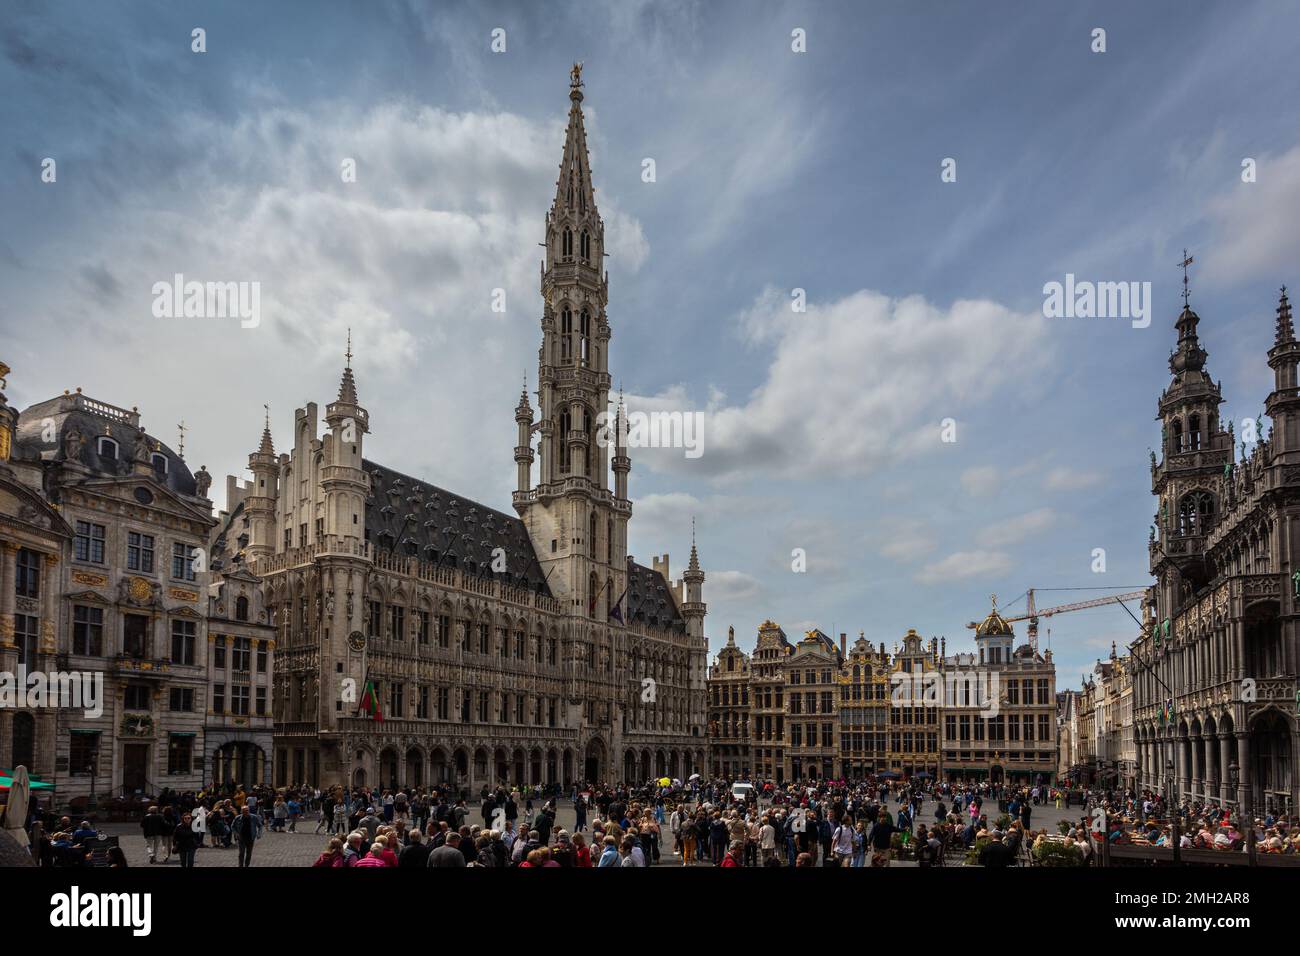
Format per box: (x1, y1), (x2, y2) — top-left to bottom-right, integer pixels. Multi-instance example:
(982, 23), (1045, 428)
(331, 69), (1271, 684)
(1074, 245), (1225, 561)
(1250, 709), (1294, 815)
(584, 737), (605, 784)
(406, 747), (424, 787)
(379, 747), (400, 789)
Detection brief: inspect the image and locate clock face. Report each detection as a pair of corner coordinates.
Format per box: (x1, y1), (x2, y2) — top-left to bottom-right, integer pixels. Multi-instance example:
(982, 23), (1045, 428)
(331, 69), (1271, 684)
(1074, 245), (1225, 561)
(347, 631), (366, 652)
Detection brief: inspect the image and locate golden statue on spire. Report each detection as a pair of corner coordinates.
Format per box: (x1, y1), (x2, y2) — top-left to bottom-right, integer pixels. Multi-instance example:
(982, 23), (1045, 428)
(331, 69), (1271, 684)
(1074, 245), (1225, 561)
(570, 61), (583, 89)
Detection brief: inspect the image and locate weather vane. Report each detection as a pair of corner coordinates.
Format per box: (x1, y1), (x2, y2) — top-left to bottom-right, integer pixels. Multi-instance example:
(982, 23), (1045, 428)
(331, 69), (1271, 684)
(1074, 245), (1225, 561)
(1179, 249), (1194, 307)
(176, 420), (186, 459)
(345, 328), (353, 366)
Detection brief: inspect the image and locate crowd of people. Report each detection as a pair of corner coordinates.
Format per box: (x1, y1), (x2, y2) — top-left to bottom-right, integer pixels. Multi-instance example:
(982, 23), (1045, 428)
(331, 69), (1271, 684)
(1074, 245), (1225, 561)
(15, 775), (1296, 868)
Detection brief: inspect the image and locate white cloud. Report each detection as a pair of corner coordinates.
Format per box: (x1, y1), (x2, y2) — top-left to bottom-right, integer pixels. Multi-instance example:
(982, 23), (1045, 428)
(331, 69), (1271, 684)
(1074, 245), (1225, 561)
(977, 508), (1057, 548)
(1044, 467), (1104, 491)
(1204, 145), (1300, 287)
(878, 518), (937, 562)
(916, 550), (1013, 585)
(960, 465), (1001, 497)
(634, 287), (1053, 480)
(8, 99), (650, 510)
(706, 569), (763, 602)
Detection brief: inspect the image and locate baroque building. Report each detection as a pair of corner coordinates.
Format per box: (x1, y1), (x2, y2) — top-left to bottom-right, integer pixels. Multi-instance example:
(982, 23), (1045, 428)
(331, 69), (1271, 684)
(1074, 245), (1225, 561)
(1135, 286), (1299, 816)
(230, 67), (708, 793)
(939, 602), (1058, 785)
(0, 378), (216, 800)
(838, 633), (890, 778)
(706, 626), (750, 778)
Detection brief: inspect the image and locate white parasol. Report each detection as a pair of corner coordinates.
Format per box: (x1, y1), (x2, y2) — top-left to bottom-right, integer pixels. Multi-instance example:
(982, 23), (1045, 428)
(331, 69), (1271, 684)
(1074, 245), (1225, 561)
(1, 765), (31, 848)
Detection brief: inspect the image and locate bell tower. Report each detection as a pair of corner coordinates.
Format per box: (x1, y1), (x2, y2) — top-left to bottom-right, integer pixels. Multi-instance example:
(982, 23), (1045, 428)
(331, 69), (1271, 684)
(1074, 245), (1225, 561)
(515, 64), (628, 624)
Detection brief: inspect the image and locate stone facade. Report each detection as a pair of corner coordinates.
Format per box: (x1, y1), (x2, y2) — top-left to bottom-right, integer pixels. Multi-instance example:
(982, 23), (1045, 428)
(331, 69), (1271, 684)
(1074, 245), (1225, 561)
(1135, 288), (1300, 816)
(229, 68), (708, 794)
(0, 384), (216, 800)
(939, 602), (1057, 784)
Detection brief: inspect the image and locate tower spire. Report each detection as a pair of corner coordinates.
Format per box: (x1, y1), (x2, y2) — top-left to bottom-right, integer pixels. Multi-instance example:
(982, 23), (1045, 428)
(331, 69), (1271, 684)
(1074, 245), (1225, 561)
(1276, 285), (1294, 345)
(258, 403), (275, 455)
(337, 329), (359, 406)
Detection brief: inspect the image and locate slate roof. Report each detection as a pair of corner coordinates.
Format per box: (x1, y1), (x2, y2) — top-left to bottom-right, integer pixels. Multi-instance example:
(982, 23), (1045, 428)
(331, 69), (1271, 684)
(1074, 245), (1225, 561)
(363, 459), (549, 592)
(363, 458), (683, 630)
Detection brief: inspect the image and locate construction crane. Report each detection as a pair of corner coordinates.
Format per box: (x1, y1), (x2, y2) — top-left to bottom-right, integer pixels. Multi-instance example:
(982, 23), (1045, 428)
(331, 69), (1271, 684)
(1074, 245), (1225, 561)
(965, 588), (1148, 654)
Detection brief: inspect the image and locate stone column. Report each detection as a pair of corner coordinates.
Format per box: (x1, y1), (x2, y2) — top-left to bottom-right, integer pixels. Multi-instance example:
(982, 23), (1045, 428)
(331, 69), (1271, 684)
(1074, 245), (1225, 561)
(1190, 729), (1203, 800)
(0, 542), (17, 648)
(1204, 732), (1218, 802)
(40, 552), (59, 653)
(1235, 732), (1251, 819)
(1179, 731), (1192, 798)
(1219, 734), (1234, 805)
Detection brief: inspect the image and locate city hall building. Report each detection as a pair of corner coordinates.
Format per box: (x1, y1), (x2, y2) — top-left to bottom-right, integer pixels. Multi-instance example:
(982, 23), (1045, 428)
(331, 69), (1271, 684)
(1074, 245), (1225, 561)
(220, 68), (709, 793)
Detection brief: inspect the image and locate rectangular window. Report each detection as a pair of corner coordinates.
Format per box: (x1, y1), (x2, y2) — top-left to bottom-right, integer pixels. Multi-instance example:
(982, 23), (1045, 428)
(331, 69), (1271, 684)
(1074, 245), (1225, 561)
(213, 683), (225, 714)
(124, 684), (151, 710)
(75, 521), (106, 564)
(168, 688), (194, 711)
(368, 601), (382, 639)
(416, 685), (430, 719)
(126, 533), (155, 573)
(232, 637), (251, 672)
(73, 605), (104, 656)
(389, 605), (405, 642)
(231, 685), (250, 716)
(171, 542), (196, 581)
(437, 614), (450, 648)
(171, 619), (196, 665)
(167, 734), (193, 775)
(123, 613), (149, 658)
(255, 687), (267, 716)
(437, 688), (449, 720)
(15, 548), (41, 597)
(69, 732), (100, 776)
(390, 682), (404, 718)
(213, 641), (226, 669)
(257, 643), (267, 673)
(416, 610), (429, 645)
(461, 689), (471, 722)
(15, 615), (38, 667)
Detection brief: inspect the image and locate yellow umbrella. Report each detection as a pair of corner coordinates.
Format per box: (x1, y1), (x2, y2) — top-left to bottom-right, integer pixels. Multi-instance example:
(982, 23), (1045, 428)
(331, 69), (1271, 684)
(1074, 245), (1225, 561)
(658, 777), (671, 787)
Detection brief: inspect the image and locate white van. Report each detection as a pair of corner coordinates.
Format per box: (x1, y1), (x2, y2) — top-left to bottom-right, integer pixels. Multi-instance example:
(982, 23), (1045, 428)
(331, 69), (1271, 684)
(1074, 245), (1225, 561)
(730, 782), (755, 803)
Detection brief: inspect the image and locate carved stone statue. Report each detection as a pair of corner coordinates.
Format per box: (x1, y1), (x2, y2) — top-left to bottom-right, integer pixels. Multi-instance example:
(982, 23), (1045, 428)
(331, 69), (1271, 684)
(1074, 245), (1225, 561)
(133, 432), (153, 464)
(63, 428), (84, 461)
(194, 465), (211, 497)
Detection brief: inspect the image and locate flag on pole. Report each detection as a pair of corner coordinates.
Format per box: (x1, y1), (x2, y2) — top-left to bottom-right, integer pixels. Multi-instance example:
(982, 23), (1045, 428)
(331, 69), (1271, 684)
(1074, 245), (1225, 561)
(588, 576), (608, 617)
(609, 585), (627, 624)
(359, 672), (383, 722)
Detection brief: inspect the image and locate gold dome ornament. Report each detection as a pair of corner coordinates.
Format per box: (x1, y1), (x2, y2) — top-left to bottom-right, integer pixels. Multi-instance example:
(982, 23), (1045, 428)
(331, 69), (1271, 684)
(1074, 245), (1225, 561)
(128, 576), (153, 603)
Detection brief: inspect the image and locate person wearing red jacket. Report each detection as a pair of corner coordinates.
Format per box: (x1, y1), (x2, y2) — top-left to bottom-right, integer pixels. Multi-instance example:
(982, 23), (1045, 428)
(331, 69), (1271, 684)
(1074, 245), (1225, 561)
(572, 833), (593, 867)
(720, 840), (743, 867)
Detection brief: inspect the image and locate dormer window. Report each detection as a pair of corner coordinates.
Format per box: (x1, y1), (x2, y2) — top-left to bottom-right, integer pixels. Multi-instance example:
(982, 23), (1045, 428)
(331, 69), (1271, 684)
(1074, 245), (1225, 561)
(97, 436), (119, 460)
(151, 452), (168, 476)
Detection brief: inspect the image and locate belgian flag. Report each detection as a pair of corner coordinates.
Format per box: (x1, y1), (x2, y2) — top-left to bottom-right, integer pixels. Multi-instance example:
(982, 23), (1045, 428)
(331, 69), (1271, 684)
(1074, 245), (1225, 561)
(358, 673), (383, 722)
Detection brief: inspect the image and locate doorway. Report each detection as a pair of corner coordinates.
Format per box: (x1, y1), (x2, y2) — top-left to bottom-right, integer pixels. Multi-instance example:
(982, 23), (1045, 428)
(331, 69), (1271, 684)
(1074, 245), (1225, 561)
(122, 743), (150, 793)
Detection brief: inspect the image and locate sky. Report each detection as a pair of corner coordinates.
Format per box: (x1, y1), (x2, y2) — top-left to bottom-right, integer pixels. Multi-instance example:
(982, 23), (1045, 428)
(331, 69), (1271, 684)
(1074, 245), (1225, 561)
(4, 0), (1300, 692)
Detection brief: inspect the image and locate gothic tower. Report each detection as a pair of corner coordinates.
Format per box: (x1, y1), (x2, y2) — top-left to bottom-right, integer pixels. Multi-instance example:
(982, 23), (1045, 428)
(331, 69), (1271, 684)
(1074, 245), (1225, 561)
(318, 341), (372, 753)
(1267, 287), (1300, 465)
(1150, 282), (1230, 625)
(515, 64), (628, 631)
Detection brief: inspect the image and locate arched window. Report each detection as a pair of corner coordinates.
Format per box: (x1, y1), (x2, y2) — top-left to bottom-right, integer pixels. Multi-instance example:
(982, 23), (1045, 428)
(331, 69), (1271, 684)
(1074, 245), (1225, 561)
(1171, 419), (1183, 453)
(560, 308), (573, 362)
(97, 436), (119, 460)
(559, 409), (571, 472)
(151, 452), (168, 476)
(580, 230), (590, 260)
(580, 310), (590, 365)
(235, 595), (250, 621)
(1178, 490), (1215, 535)
(1188, 414), (1201, 451)
(589, 571), (599, 619)
(607, 518), (614, 563)
(563, 228), (573, 258)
